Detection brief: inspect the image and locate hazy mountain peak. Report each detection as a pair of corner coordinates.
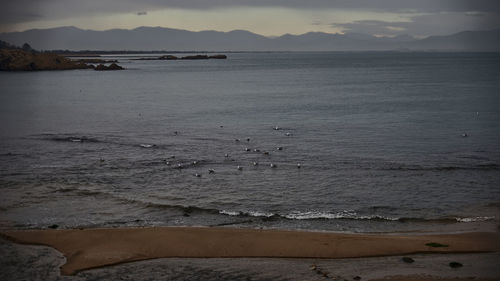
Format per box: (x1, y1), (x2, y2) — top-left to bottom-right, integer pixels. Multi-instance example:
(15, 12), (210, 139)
(0, 27), (498, 51)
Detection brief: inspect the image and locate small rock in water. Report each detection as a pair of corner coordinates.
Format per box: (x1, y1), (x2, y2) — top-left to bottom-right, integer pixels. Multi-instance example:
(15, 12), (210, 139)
(277, 147), (283, 151)
(195, 173), (201, 177)
(270, 163), (277, 168)
(310, 264), (317, 271)
(274, 126), (281, 130)
(449, 262), (463, 268)
(48, 224), (59, 229)
(285, 132), (292, 136)
(193, 161), (198, 165)
(425, 242), (448, 248)
(165, 161), (171, 166)
(176, 164), (183, 169)
(246, 138), (250, 142)
(253, 149), (260, 152)
(297, 163), (301, 168)
(263, 151), (270, 155)
(237, 165), (243, 170)
(253, 162), (258, 166)
(245, 147), (250, 151)
(225, 153), (229, 158)
(402, 257), (414, 263)
(208, 169), (215, 174)
(353, 276), (361, 280)
(235, 138), (240, 142)
(462, 133), (468, 137)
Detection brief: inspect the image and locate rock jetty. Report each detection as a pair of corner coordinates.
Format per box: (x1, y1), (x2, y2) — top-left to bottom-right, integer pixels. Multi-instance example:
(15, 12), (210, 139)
(75, 58), (118, 63)
(135, 54), (227, 60)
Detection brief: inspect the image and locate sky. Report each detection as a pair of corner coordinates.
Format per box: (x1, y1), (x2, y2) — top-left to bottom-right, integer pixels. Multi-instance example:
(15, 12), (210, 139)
(1, 0), (500, 37)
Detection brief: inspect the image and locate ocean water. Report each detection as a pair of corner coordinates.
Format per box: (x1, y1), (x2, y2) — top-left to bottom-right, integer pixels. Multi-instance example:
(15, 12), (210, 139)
(0, 52), (499, 233)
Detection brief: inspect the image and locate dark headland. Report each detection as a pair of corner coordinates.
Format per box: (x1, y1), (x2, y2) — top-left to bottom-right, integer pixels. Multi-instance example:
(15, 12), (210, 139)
(0, 40), (126, 71)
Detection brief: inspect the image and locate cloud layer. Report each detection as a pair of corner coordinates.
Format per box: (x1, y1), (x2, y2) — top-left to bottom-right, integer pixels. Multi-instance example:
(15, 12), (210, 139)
(1, 0), (500, 36)
(334, 12), (500, 37)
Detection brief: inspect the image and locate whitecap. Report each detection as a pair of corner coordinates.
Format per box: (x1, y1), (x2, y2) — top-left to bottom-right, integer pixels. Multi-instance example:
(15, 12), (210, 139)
(455, 216), (494, 222)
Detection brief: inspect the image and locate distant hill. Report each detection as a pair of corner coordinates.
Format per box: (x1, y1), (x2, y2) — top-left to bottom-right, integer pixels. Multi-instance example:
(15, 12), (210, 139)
(1, 26), (499, 52)
(411, 30), (500, 52)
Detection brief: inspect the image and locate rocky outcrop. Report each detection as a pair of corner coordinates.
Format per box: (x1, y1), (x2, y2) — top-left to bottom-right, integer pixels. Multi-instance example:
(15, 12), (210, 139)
(75, 58), (118, 63)
(181, 55), (209, 60)
(0, 48), (92, 71)
(208, 55), (227, 59)
(135, 54), (226, 60)
(159, 55), (178, 60)
(182, 54), (226, 59)
(94, 63), (124, 71)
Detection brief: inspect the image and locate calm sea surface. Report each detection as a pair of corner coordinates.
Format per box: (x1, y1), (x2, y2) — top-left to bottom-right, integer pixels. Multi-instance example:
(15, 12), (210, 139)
(1, 52), (499, 233)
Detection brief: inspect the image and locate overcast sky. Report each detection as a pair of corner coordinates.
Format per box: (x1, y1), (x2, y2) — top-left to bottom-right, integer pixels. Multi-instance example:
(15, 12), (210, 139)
(1, 0), (500, 37)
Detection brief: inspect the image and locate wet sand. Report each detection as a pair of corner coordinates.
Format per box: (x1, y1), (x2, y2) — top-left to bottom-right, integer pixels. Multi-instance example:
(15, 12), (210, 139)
(2, 227), (499, 277)
(2, 236), (500, 281)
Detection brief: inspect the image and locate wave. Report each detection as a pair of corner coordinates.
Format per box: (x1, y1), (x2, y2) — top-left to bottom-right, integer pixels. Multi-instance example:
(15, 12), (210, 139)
(45, 187), (498, 224)
(50, 136), (101, 143)
(90, 193), (499, 224)
(455, 216), (495, 222)
(219, 210), (275, 218)
(217, 209), (496, 223)
(284, 211), (399, 221)
(34, 134), (104, 144)
(32, 133), (175, 151)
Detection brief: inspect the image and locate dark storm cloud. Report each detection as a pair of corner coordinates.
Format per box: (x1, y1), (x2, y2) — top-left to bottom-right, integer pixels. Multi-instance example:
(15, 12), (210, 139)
(0, 0), (45, 24)
(334, 12), (500, 36)
(2, 0), (500, 25)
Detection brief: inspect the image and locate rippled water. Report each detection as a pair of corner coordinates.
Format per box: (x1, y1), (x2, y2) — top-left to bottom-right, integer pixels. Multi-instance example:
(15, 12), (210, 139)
(1, 52), (499, 232)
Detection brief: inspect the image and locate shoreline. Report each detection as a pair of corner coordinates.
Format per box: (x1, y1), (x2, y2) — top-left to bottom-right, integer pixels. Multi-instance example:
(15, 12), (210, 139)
(2, 227), (499, 276)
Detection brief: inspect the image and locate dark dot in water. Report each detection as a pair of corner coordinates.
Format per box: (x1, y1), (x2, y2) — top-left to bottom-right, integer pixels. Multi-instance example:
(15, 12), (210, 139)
(402, 257), (414, 263)
(449, 262), (463, 268)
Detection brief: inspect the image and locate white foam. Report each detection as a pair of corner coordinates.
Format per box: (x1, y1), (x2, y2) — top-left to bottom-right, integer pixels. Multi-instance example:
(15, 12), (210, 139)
(247, 211), (274, 217)
(284, 210), (399, 221)
(219, 210), (274, 217)
(455, 216), (494, 222)
(219, 210), (240, 216)
(284, 210), (355, 220)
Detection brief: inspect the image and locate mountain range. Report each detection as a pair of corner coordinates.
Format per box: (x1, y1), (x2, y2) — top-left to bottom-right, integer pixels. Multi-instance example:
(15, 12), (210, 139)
(1, 26), (499, 52)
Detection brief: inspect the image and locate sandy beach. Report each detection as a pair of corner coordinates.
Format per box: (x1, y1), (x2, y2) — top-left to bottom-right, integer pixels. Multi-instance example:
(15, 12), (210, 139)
(2, 227), (500, 280)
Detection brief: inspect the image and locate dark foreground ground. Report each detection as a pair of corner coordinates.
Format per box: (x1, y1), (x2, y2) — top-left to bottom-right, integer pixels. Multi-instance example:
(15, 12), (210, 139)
(1, 237), (499, 281)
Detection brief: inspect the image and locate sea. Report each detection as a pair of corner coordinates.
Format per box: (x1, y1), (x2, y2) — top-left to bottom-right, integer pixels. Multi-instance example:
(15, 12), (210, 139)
(1, 52), (499, 233)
